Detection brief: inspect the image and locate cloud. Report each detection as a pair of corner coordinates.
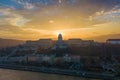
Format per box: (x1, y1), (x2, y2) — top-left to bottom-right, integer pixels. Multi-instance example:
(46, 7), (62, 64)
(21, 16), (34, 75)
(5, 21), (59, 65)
(1, 0), (120, 29)
(0, 0), (120, 40)
(13, 0), (36, 10)
(6, 16), (30, 27)
(0, 7), (30, 27)
(89, 5), (120, 25)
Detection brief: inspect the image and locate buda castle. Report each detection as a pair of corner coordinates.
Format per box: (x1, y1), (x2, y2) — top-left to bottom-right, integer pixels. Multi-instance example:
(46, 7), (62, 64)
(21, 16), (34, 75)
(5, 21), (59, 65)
(19, 34), (96, 51)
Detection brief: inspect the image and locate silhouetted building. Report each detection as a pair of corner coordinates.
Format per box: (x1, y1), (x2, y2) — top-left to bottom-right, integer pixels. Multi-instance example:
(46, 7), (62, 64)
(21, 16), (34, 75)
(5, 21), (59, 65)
(107, 39), (120, 45)
(52, 34), (68, 50)
(68, 39), (82, 46)
(68, 39), (95, 47)
(38, 39), (53, 49)
(20, 39), (53, 51)
(21, 41), (38, 50)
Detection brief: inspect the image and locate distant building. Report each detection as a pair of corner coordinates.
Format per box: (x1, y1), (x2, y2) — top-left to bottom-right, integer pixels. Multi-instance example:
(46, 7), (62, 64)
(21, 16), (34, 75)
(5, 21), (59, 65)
(107, 39), (120, 45)
(20, 40), (38, 51)
(80, 56), (100, 67)
(68, 39), (82, 46)
(82, 40), (95, 47)
(38, 39), (53, 49)
(68, 39), (95, 47)
(20, 39), (53, 51)
(18, 34), (97, 51)
(112, 55), (120, 64)
(52, 34), (68, 50)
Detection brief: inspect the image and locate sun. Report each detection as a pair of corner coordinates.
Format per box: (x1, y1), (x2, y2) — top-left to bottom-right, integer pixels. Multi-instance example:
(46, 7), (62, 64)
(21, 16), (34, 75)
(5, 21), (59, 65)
(54, 31), (65, 36)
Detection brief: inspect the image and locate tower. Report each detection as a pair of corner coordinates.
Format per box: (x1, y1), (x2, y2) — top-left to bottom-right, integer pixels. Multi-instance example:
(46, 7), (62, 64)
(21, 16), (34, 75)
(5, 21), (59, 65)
(52, 33), (68, 50)
(58, 34), (63, 41)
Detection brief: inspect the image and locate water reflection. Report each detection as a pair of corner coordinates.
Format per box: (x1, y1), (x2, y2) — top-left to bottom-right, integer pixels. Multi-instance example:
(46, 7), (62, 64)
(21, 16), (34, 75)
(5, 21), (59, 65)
(0, 69), (101, 80)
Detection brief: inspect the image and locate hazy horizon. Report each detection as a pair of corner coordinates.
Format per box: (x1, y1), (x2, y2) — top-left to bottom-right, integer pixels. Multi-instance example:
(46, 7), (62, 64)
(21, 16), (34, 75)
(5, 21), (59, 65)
(0, 33), (120, 42)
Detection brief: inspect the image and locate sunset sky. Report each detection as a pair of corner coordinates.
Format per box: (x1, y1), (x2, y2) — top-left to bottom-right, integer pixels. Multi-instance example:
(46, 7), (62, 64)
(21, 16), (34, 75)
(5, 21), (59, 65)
(0, 0), (120, 41)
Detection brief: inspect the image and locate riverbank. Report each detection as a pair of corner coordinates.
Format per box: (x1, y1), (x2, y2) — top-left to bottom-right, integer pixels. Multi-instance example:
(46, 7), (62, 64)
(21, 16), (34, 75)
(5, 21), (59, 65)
(0, 64), (118, 80)
(0, 68), (103, 80)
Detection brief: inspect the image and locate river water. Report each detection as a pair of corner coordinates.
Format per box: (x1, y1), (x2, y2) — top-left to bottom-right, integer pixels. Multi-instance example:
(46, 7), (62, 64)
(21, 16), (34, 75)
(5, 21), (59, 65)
(0, 69), (102, 80)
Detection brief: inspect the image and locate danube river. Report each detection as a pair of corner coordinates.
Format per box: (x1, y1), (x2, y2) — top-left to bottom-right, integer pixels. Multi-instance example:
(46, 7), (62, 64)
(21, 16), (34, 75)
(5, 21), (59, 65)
(0, 69), (102, 80)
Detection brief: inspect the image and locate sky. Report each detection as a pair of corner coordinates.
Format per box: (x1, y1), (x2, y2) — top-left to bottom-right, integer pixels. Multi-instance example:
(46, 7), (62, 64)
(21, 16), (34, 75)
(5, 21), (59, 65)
(0, 0), (120, 41)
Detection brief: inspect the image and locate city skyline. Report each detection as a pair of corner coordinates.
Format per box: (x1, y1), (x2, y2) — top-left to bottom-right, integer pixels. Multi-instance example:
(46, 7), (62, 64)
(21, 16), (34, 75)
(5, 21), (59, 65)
(0, 0), (120, 41)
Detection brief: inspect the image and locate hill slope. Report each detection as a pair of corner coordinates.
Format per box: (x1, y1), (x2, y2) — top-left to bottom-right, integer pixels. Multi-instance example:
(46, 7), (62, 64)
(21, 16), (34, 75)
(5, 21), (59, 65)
(0, 38), (25, 48)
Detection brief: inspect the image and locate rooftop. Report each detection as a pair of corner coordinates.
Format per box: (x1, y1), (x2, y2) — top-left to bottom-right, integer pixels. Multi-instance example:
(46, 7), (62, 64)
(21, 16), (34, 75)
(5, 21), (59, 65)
(107, 39), (120, 41)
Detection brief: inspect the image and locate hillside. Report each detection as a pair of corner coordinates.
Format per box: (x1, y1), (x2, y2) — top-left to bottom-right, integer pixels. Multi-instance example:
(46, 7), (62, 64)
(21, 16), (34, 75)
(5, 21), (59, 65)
(0, 38), (25, 48)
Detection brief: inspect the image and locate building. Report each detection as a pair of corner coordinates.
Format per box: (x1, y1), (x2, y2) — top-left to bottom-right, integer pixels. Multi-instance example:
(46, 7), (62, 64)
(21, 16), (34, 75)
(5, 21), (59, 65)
(82, 40), (95, 47)
(20, 40), (38, 51)
(38, 39), (53, 49)
(68, 39), (95, 47)
(19, 39), (53, 51)
(107, 39), (120, 45)
(68, 39), (82, 46)
(52, 34), (68, 50)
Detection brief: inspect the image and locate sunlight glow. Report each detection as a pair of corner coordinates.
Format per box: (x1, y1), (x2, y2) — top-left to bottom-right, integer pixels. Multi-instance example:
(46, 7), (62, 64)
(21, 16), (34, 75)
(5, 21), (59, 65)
(54, 31), (65, 36)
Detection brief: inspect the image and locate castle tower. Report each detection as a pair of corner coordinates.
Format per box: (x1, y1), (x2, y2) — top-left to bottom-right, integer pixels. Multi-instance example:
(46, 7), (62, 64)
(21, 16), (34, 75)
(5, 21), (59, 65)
(52, 34), (68, 50)
(58, 34), (63, 42)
